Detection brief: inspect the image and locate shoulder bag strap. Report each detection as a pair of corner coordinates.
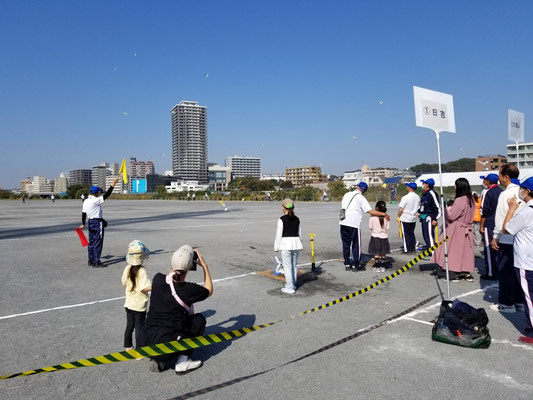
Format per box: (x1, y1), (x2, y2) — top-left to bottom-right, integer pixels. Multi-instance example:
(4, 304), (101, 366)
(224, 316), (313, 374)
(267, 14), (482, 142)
(166, 273), (194, 316)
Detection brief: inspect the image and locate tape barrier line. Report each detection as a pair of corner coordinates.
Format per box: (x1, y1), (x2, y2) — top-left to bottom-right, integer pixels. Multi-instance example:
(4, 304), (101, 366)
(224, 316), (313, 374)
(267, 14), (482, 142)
(0, 240), (444, 380)
(170, 294), (440, 400)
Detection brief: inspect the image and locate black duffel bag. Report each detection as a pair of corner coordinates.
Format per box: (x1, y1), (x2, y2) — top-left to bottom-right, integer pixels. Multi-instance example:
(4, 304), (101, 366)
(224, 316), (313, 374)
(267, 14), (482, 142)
(432, 299), (491, 349)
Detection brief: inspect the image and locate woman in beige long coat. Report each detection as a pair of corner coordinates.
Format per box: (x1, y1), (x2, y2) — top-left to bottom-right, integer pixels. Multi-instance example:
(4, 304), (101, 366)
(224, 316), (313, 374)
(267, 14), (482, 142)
(432, 178), (475, 282)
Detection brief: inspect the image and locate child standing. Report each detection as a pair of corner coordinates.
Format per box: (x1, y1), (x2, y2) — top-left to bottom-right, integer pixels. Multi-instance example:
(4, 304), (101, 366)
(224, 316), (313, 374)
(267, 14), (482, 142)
(368, 201), (391, 272)
(274, 198), (303, 294)
(121, 240), (152, 350)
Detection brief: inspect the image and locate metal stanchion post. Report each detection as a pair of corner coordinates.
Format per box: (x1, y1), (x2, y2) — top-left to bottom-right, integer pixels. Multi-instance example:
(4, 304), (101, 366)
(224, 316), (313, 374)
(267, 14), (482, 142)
(309, 233), (316, 271)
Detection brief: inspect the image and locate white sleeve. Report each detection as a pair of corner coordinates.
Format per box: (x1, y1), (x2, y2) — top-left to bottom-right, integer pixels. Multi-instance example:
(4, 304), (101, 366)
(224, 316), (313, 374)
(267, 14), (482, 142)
(399, 196), (406, 209)
(505, 209), (526, 236)
(361, 196), (371, 214)
(274, 219), (283, 251)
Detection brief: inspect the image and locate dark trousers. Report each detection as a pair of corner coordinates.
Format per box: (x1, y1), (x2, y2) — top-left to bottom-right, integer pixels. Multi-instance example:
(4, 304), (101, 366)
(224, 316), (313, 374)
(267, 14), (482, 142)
(88, 219), (104, 263)
(152, 314), (207, 369)
(124, 308), (146, 348)
(420, 216), (436, 250)
(340, 225), (360, 266)
(516, 268), (533, 329)
(482, 227), (498, 277)
(401, 221), (416, 252)
(497, 244), (524, 306)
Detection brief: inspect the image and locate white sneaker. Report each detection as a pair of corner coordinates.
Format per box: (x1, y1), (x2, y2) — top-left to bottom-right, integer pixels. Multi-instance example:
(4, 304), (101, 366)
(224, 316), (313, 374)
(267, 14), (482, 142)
(489, 304), (516, 313)
(175, 356), (202, 374)
(281, 287), (295, 294)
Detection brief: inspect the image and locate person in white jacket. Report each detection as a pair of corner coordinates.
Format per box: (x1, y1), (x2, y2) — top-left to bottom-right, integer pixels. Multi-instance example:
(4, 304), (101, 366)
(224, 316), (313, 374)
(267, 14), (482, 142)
(274, 198), (303, 294)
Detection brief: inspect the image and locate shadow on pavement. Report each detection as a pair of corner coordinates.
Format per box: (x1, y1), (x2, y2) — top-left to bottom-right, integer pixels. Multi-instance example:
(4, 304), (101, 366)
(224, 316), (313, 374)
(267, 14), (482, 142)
(0, 209), (235, 240)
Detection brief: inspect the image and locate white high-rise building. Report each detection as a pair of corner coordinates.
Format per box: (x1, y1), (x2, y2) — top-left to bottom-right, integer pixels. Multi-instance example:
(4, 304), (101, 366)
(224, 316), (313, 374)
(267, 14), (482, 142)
(225, 156), (262, 179)
(171, 101), (208, 183)
(54, 173), (68, 193)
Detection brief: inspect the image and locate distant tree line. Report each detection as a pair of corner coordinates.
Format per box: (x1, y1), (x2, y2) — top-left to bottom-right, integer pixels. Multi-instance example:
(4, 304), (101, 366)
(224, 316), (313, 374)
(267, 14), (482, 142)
(410, 158), (475, 174)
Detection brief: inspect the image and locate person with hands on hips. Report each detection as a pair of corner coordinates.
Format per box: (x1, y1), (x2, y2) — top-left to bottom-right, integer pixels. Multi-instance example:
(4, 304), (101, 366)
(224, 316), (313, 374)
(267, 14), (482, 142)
(79, 176), (119, 268)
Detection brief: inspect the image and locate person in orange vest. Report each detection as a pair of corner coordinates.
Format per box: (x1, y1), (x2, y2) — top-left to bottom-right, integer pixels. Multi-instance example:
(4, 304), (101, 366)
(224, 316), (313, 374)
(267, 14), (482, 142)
(472, 192), (482, 247)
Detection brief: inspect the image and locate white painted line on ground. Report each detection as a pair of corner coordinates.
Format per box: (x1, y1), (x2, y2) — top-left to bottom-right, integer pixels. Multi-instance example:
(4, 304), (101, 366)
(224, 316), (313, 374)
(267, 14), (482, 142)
(492, 339), (533, 352)
(0, 271), (259, 321)
(403, 283), (499, 318)
(399, 316), (434, 326)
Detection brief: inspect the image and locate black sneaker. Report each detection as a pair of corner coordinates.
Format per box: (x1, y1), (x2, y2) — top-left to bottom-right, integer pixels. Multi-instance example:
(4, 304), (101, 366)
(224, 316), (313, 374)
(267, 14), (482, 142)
(88, 261), (95, 267)
(355, 264), (366, 271)
(463, 273), (474, 282)
(345, 265), (352, 271)
(93, 262), (107, 268)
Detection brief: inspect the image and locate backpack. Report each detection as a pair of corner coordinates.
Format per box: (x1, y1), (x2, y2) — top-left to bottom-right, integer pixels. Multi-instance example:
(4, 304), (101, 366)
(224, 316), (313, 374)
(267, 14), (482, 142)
(432, 299), (491, 349)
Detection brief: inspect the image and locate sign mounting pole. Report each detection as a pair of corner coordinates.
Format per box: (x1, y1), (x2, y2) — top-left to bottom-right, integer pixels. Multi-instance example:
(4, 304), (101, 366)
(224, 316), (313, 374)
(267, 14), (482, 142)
(413, 86), (456, 301)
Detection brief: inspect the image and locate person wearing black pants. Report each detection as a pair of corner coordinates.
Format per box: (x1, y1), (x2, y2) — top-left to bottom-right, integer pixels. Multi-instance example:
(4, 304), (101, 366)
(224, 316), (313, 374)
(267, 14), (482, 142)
(479, 174), (503, 279)
(398, 182), (420, 253)
(124, 308), (147, 349)
(497, 244), (524, 307)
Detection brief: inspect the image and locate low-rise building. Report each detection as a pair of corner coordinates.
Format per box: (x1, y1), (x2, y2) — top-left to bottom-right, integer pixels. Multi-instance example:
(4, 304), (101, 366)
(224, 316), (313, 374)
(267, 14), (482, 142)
(260, 173), (286, 182)
(165, 181), (210, 193)
(208, 164), (232, 191)
(20, 177), (32, 192)
(507, 142), (533, 168)
(129, 158), (155, 178)
(226, 156), (262, 178)
(285, 166), (327, 187)
(475, 155), (507, 171)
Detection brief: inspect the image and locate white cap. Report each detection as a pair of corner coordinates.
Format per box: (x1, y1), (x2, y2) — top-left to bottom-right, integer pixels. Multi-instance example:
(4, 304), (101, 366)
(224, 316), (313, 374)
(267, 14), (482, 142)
(170, 245), (194, 272)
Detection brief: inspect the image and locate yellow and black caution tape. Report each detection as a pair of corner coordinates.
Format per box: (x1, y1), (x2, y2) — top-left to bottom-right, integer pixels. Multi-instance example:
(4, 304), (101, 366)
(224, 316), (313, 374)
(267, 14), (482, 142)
(0, 241), (444, 380)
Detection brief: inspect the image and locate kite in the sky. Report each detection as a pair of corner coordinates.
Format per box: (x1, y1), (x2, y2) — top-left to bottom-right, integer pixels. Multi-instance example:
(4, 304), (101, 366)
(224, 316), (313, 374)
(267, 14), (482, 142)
(122, 112), (128, 117)
(219, 200), (231, 212)
(204, 73), (209, 78)
(378, 100), (384, 104)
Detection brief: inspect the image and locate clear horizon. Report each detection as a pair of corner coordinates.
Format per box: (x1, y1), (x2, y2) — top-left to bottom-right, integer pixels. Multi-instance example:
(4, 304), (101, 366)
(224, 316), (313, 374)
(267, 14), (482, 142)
(1, 1), (532, 188)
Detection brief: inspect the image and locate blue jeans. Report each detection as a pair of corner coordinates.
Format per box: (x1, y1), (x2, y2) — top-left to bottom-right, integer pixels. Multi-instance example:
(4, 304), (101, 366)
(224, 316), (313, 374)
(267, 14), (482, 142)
(281, 250), (299, 290)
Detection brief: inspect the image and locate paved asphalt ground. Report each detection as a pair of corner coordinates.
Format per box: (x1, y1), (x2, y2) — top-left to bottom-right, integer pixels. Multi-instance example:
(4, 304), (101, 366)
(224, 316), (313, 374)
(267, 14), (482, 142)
(1, 199), (532, 400)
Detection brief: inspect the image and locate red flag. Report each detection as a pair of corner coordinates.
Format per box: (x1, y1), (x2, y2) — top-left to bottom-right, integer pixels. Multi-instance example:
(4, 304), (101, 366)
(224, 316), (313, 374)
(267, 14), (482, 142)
(75, 228), (89, 247)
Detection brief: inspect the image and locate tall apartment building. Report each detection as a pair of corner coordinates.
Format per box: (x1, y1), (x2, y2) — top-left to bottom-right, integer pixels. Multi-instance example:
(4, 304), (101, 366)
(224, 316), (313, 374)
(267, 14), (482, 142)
(27, 176), (53, 194)
(285, 166), (327, 188)
(69, 169), (92, 186)
(128, 158), (155, 178)
(507, 142), (533, 168)
(20, 177), (32, 192)
(54, 173), (68, 193)
(475, 155), (507, 171)
(92, 165), (107, 188)
(225, 156), (262, 178)
(171, 101), (208, 183)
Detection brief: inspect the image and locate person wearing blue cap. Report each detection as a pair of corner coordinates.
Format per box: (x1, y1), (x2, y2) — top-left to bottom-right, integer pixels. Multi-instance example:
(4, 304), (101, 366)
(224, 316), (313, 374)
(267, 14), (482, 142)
(417, 178), (441, 253)
(479, 173), (503, 280)
(501, 176), (533, 345)
(78, 177), (120, 267)
(397, 182), (420, 253)
(339, 182), (389, 271)
(491, 164), (525, 312)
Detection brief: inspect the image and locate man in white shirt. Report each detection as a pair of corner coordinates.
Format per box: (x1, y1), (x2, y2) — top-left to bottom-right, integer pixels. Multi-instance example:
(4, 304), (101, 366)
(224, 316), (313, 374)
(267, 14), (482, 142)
(502, 176), (533, 344)
(340, 182), (389, 271)
(79, 177), (119, 267)
(398, 183), (421, 253)
(490, 164), (524, 313)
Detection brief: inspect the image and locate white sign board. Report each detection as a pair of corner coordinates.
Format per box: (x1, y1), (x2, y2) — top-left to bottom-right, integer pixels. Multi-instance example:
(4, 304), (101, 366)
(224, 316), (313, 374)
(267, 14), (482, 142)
(508, 109), (524, 143)
(413, 86), (456, 133)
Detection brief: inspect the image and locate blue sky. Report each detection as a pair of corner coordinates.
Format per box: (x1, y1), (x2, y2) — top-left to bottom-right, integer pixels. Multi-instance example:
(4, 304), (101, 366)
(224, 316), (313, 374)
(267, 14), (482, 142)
(1, 0), (532, 188)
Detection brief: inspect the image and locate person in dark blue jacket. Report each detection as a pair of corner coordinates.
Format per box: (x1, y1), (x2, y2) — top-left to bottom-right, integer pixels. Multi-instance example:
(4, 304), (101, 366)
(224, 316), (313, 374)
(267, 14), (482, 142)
(479, 173), (503, 279)
(417, 178), (441, 252)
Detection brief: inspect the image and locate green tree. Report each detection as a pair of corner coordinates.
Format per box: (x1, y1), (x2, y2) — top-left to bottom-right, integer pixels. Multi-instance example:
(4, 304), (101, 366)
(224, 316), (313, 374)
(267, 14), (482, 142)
(327, 181), (348, 201)
(66, 184), (90, 199)
(280, 180), (294, 189)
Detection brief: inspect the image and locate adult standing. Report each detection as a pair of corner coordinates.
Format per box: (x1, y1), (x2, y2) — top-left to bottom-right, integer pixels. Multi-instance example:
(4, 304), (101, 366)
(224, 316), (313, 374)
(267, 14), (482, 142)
(490, 164), (524, 313)
(340, 182), (389, 271)
(78, 177), (119, 267)
(142, 245), (213, 373)
(81, 193), (85, 203)
(432, 178), (476, 282)
(502, 177), (533, 344)
(398, 182), (420, 254)
(479, 173), (502, 280)
(417, 178), (440, 252)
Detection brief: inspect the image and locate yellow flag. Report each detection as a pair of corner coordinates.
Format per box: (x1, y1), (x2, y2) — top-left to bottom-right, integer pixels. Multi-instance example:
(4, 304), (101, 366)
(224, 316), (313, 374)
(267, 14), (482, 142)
(119, 157), (128, 184)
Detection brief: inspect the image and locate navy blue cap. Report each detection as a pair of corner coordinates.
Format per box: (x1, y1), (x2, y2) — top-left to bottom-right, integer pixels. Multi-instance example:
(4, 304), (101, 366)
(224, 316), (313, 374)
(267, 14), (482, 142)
(89, 185), (102, 194)
(520, 177), (533, 192)
(511, 178), (521, 185)
(405, 182), (417, 190)
(357, 182), (368, 192)
(480, 173), (499, 183)
(420, 178), (435, 187)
